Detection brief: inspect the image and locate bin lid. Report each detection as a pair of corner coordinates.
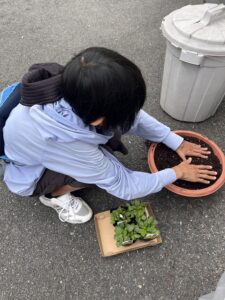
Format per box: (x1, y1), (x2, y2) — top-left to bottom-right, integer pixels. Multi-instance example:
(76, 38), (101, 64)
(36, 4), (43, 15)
(161, 3), (225, 56)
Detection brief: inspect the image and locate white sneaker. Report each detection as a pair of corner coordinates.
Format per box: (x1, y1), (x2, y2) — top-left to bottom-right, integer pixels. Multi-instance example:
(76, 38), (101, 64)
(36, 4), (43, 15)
(39, 193), (93, 224)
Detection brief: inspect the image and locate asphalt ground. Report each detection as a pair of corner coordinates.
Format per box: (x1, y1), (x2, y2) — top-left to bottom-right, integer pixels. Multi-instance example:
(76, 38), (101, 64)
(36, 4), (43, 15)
(0, 1), (225, 299)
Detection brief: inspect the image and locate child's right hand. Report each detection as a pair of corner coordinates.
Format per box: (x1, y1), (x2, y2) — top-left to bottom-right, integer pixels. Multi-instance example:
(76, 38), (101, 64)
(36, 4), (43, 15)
(172, 158), (217, 184)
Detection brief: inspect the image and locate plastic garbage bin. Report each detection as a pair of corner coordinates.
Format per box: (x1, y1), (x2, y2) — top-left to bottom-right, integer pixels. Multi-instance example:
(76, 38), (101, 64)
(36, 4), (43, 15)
(199, 272), (225, 300)
(203, 0), (225, 4)
(160, 3), (225, 122)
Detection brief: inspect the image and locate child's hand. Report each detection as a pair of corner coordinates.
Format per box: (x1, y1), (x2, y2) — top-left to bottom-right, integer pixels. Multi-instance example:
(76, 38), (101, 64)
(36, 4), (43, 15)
(176, 140), (211, 161)
(173, 158), (217, 184)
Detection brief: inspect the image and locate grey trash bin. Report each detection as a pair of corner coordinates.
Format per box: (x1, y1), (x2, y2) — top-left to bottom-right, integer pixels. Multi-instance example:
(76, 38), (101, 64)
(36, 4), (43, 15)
(160, 3), (225, 122)
(199, 272), (225, 300)
(203, 1), (225, 4)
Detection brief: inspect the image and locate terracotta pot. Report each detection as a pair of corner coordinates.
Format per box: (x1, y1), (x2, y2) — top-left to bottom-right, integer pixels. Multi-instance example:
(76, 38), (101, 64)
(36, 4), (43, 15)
(148, 130), (225, 197)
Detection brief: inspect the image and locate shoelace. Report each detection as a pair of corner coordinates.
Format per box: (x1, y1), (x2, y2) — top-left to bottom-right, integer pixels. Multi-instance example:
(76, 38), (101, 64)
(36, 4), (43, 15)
(52, 194), (80, 222)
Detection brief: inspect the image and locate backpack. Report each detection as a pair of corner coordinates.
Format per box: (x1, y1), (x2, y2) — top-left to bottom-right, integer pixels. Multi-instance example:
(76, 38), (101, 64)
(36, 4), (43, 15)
(0, 82), (21, 179)
(0, 82), (21, 159)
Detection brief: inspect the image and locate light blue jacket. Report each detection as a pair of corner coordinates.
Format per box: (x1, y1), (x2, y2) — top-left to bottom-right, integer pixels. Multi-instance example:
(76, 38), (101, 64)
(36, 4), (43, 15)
(3, 99), (183, 199)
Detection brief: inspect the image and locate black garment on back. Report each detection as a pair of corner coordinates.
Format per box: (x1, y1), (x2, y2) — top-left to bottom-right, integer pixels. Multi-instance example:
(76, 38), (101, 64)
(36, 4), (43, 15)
(20, 63), (64, 106)
(0, 63), (64, 156)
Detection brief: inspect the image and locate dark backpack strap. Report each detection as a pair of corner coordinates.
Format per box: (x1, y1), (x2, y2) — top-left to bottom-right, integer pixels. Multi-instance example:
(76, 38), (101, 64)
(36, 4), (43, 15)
(0, 83), (21, 155)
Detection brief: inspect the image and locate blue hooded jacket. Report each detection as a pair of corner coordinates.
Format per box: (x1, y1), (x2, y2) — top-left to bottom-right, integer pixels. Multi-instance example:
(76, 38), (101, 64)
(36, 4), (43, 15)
(3, 98), (183, 199)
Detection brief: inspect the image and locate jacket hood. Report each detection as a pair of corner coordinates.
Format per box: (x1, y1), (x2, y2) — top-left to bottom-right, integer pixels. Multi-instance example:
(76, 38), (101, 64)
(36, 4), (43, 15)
(29, 98), (113, 145)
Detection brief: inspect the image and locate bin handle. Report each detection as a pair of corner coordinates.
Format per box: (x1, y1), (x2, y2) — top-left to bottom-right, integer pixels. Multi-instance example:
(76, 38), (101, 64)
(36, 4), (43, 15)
(200, 4), (225, 26)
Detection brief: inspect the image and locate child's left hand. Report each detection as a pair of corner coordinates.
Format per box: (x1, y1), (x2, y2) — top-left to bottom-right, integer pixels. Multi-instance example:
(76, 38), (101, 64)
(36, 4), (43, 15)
(176, 141), (211, 161)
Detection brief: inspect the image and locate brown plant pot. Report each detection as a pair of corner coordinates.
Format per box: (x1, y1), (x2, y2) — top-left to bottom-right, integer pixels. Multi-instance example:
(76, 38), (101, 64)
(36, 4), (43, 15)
(148, 130), (225, 197)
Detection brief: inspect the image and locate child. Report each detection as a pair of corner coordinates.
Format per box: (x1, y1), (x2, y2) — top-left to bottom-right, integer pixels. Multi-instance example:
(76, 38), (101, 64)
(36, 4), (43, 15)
(3, 47), (216, 224)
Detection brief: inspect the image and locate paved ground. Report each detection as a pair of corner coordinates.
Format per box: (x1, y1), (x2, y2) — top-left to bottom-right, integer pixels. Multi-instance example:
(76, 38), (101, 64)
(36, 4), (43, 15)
(0, 0), (225, 299)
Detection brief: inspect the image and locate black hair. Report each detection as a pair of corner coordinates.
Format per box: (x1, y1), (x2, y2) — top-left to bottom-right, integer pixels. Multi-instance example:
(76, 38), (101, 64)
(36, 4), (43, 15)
(62, 47), (146, 132)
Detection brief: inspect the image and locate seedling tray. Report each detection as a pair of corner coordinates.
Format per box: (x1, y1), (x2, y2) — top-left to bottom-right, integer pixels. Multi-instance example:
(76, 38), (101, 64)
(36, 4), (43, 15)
(94, 203), (162, 257)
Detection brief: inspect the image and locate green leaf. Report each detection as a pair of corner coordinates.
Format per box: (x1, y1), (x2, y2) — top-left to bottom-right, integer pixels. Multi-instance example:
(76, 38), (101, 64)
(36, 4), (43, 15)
(111, 216), (115, 224)
(139, 229), (146, 237)
(134, 225), (140, 232)
(115, 226), (123, 235)
(134, 233), (141, 239)
(127, 224), (135, 232)
(139, 221), (144, 227)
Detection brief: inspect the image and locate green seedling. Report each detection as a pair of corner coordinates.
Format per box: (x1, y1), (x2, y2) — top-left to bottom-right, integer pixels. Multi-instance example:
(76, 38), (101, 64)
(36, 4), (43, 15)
(112, 200), (160, 246)
(127, 200), (148, 219)
(111, 207), (132, 225)
(136, 216), (160, 239)
(114, 223), (141, 247)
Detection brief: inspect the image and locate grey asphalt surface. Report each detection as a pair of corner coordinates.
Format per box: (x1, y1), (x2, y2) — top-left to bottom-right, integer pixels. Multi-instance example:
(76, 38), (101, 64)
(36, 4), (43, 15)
(0, 0), (225, 299)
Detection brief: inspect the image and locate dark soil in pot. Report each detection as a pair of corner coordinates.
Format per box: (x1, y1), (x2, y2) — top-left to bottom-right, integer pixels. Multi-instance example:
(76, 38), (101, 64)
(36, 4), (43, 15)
(154, 136), (222, 190)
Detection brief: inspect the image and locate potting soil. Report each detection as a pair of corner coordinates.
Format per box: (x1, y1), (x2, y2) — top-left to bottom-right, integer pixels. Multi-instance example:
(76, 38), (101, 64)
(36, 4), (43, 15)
(154, 136), (222, 190)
